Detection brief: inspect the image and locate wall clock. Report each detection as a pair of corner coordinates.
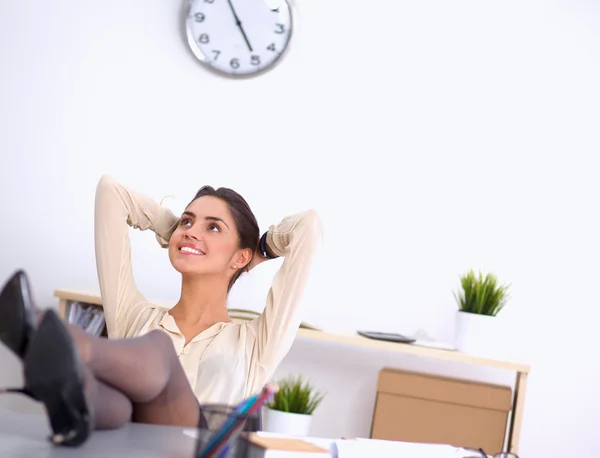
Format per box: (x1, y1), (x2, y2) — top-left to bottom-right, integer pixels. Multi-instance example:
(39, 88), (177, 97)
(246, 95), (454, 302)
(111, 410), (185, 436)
(185, 0), (293, 77)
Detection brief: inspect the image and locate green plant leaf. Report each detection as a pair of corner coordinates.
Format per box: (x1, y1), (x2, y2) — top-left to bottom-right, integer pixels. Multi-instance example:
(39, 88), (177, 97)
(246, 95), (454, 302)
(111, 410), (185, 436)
(453, 269), (510, 316)
(267, 375), (325, 415)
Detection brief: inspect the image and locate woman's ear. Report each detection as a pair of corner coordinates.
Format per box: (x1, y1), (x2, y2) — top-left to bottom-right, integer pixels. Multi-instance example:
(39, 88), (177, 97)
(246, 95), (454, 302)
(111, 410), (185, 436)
(234, 248), (253, 270)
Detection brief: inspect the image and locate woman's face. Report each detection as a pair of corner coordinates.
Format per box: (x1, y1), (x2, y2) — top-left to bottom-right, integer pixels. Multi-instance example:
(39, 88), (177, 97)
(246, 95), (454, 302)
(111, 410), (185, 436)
(168, 196), (249, 278)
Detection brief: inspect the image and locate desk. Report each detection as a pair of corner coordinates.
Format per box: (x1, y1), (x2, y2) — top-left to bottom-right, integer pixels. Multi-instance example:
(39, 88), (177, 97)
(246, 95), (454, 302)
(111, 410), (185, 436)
(0, 410), (481, 458)
(0, 409), (196, 458)
(54, 289), (531, 454)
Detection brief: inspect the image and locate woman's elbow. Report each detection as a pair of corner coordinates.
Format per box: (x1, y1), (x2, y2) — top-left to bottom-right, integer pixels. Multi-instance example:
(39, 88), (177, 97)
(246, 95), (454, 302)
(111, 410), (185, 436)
(297, 209), (323, 244)
(96, 173), (117, 195)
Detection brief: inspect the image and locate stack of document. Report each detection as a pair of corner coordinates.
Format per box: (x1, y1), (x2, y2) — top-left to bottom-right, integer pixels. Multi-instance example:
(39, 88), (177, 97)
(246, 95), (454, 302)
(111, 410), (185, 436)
(331, 438), (479, 457)
(250, 432), (483, 458)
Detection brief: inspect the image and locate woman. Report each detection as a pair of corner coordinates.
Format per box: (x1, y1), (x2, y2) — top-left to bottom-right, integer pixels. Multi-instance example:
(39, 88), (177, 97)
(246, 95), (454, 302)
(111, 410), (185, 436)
(94, 174), (322, 405)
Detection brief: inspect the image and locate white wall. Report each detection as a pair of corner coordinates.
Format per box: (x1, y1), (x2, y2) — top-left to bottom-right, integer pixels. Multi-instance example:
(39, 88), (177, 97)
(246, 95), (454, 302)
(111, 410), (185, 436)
(1, 0), (600, 456)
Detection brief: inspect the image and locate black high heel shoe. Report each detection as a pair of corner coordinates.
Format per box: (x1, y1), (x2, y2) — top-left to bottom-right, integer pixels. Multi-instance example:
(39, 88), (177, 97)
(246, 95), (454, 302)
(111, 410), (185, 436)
(0, 270), (93, 446)
(24, 311), (93, 446)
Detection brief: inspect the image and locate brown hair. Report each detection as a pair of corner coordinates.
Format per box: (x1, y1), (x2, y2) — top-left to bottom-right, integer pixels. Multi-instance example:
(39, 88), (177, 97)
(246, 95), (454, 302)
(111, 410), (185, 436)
(190, 186), (259, 291)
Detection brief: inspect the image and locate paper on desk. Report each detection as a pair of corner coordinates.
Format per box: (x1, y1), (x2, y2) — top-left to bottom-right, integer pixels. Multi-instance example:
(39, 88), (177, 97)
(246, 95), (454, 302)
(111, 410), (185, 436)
(256, 431), (336, 451)
(187, 430), (479, 458)
(331, 438), (474, 458)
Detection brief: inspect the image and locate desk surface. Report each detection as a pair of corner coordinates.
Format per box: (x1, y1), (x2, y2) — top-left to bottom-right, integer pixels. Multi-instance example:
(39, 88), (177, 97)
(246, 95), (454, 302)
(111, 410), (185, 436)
(1, 409), (483, 458)
(55, 289), (530, 373)
(0, 409), (196, 458)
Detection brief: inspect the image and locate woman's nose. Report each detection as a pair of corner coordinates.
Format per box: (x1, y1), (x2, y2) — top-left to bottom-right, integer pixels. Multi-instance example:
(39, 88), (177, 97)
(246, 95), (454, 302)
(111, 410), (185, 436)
(185, 231), (201, 241)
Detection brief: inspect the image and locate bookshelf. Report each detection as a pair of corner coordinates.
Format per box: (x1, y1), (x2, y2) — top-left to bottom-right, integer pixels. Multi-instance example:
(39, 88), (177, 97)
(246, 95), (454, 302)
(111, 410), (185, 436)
(54, 289), (529, 372)
(56, 289), (107, 337)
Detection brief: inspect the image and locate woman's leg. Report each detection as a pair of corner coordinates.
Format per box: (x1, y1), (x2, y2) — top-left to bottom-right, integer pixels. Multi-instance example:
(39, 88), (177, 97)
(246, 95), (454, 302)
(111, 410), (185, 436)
(83, 368), (133, 430)
(69, 325), (200, 428)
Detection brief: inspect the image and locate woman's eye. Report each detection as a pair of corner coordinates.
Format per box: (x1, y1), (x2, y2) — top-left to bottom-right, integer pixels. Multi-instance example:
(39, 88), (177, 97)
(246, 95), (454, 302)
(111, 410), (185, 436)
(209, 224), (220, 232)
(180, 218), (192, 227)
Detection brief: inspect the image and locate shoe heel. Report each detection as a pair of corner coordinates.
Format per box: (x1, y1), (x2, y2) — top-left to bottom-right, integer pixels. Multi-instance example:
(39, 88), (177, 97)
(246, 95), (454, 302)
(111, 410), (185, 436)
(24, 310), (93, 446)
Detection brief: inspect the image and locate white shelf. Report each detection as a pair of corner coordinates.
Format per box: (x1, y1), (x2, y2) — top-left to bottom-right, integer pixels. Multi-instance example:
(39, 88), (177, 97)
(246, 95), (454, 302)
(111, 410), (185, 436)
(54, 289), (529, 373)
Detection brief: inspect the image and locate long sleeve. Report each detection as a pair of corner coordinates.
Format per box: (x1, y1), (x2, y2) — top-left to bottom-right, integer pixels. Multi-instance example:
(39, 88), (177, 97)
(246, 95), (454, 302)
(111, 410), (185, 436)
(94, 174), (179, 338)
(247, 209), (323, 386)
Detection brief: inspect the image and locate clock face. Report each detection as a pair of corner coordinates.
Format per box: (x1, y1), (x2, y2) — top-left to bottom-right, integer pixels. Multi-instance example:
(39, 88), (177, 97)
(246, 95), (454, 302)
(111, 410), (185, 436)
(185, 0), (293, 77)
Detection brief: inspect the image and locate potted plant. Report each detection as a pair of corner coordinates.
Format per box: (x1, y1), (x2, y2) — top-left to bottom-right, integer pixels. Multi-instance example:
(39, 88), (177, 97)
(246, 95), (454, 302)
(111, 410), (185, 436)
(262, 375), (325, 436)
(453, 269), (510, 356)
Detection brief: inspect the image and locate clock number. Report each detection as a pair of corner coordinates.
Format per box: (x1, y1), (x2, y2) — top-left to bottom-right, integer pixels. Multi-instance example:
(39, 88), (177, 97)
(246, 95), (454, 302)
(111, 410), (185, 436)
(204, 0), (214, 3)
(267, 43), (276, 52)
(212, 50), (221, 60)
(230, 58), (240, 69)
(198, 33), (209, 44)
(194, 12), (205, 22)
(251, 55), (261, 66)
(274, 23), (285, 34)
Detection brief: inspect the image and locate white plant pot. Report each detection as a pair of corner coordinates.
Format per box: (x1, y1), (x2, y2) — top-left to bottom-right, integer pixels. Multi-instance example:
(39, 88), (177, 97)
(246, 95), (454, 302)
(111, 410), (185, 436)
(262, 408), (313, 437)
(455, 311), (500, 357)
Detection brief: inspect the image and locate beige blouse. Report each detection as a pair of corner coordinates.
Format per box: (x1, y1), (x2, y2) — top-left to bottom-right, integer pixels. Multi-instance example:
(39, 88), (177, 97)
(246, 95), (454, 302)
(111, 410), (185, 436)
(93, 174), (322, 406)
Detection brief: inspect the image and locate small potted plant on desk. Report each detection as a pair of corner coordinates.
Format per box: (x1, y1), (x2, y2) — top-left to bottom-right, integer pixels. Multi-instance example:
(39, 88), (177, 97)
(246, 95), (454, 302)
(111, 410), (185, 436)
(454, 269), (510, 356)
(262, 375), (324, 437)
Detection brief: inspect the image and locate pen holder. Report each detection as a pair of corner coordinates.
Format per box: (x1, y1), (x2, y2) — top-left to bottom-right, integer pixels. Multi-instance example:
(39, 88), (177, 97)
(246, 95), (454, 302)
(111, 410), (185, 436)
(194, 404), (261, 458)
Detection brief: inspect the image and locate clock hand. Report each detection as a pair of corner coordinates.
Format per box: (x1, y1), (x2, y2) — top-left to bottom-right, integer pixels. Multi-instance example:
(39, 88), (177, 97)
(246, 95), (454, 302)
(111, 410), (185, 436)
(226, 0), (253, 52)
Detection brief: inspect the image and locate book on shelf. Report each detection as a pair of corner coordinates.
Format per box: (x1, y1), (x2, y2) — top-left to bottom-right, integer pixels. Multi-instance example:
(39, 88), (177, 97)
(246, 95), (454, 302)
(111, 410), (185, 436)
(65, 300), (107, 337)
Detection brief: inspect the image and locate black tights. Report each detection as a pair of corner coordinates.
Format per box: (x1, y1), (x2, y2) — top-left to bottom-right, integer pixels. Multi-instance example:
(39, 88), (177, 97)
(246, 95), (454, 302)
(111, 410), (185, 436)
(67, 325), (200, 430)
